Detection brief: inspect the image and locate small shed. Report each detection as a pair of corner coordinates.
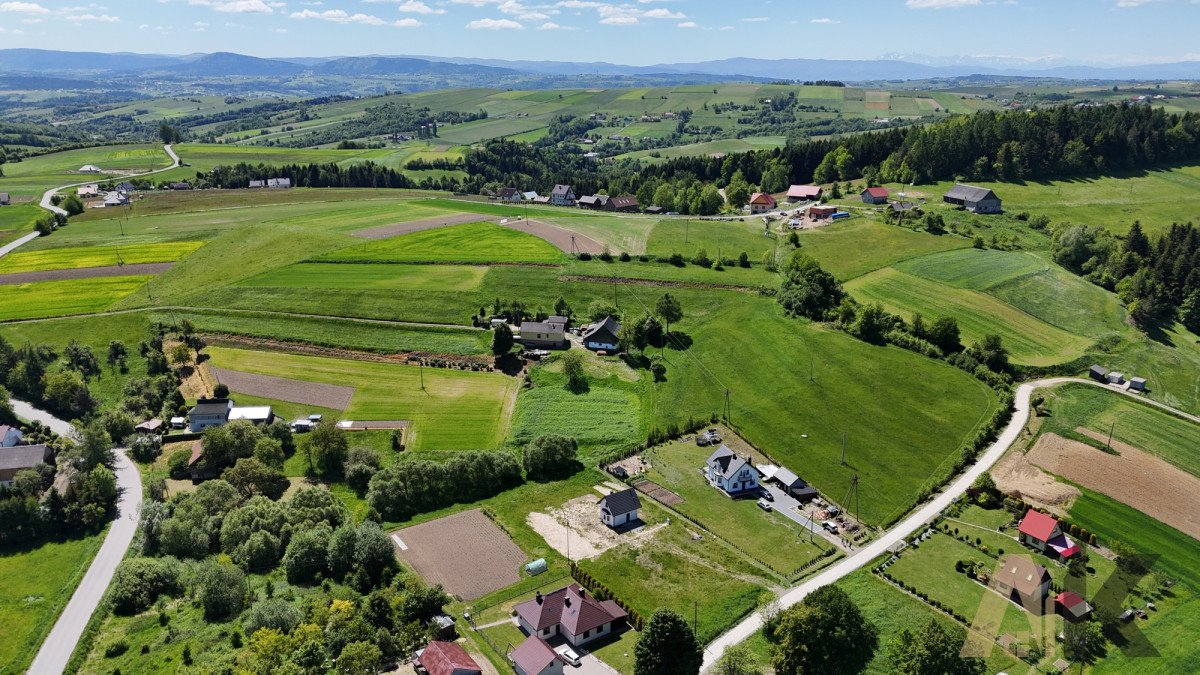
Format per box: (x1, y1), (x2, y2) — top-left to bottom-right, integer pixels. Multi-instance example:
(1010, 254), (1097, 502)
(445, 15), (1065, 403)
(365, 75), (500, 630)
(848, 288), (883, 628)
(1107, 372), (1125, 385)
(525, 558), (548, 576)
(135, 419), (163, 434)
(430, 614), (457, 640)
(1129, 377), (1147, 391)
(0, 193), (9, 205)
(1088, 365), (1108, 382)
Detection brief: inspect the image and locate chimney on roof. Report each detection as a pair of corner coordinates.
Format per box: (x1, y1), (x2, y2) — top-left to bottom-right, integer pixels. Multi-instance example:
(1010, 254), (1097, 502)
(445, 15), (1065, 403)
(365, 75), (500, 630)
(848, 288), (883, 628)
(535, 592), (543, 605)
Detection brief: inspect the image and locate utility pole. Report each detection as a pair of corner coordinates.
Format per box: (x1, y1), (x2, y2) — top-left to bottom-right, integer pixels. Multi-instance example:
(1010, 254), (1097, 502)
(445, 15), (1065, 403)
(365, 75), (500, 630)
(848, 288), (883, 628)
(724, 388), (731, 424)
(419, 360), (425, 390)
(1106, 419), (1116, 450)
(685, 218), (689, 243)
(852, 474), (860, 527)
(840, 432), (846, 465)
(693, 600), (698, 637)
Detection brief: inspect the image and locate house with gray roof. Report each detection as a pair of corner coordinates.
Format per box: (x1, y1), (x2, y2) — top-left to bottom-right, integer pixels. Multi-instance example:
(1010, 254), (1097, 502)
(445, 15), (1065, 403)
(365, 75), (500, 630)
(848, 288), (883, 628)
(0, 444), (51, 485)
(0, 424), (22, 447)
(705, 445), (760, 495)
(550, 184), (576, 207)
(188, 398), (233, 432)
(598, 488), (641, 528)
(518, 321), (566, 349)
(0, 192), (9, 206)
(943, 184), (1002, 214)
(770, 466), (819, 501)
(582, 316), (620, 352)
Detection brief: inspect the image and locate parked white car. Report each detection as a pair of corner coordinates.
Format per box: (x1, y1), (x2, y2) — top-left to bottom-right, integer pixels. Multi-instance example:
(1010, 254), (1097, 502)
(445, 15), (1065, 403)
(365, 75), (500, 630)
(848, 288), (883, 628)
(554, 644), (581, 667)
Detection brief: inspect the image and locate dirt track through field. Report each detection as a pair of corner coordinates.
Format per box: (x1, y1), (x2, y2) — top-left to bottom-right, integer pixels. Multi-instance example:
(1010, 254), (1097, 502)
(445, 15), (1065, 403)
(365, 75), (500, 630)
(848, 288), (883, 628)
(1026, 432), (1200, 539)
(505, 219), (605, 254)
(209, 366), (355, 409)
(391, 509), (526, 601)
(352, 212), (494, 239)
(0, 262), (173, 285)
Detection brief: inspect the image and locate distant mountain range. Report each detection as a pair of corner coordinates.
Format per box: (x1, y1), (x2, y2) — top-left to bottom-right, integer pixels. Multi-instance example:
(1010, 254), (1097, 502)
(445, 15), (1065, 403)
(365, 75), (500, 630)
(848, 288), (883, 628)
(1, 48), (1197, 83)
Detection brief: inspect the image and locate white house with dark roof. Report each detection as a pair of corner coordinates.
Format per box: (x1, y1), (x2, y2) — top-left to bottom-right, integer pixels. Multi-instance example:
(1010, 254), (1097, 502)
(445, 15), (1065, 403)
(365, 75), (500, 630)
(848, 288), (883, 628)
(509, 636), (563, 675)
(513, 584), (628, 648)
(581, 316), (620, 352)
(518, 321), (566, 349)
(705, 445), (760, 495)
(598, 488), (641, 528)
(188, 398), (233, 432)
(550, 184), (576, 207)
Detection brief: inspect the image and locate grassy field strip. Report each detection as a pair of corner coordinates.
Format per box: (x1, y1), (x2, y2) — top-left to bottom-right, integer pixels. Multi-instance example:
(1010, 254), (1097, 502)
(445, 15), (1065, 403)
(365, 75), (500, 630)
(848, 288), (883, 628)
(239, 263), (490, 292)
(794, 219), (973, 281)
(846, 267), (1094, 366)
(205, 346), (516, 451)
(894, 248), (1048, 290)
(317, 221), (565, 264)
(0, 242), (203, 274)
(0, 275), (153, 321)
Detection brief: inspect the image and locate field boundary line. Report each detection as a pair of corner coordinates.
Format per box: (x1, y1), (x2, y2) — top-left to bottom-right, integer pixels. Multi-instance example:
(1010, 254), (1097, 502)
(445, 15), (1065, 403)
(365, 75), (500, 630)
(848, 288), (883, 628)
(0, 305), (484, 331)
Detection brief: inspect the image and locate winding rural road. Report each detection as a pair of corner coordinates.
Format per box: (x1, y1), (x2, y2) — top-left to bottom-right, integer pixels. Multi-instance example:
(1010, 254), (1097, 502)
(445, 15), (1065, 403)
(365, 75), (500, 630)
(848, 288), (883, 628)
(31, 143), (181, 223)
(15, 401), (143, 675)
(700, 376), (1196, 671)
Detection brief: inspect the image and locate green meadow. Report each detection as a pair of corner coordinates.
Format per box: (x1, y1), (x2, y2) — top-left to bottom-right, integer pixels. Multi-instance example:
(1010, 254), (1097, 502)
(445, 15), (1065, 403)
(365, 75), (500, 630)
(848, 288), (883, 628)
(240, 263), (490, 292)
(797, 218), (972, 281)
(205, 346), (517, 451)
(0, 144), (172, 197)
(0, 242), (203, 274)
(0, 275), (153, 321)
(318, 221), (564, 264)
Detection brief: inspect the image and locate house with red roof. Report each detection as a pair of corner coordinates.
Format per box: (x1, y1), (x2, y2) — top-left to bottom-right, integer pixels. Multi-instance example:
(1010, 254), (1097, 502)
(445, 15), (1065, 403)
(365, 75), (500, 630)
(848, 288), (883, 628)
(748, 192), (776, 214)
(414, 640), (482, 675)
(861, 187), (889, 204)
(1055, 591), (1093, 621)
(513, 584), (628, 648)
(1018, 509), (1080, 559)
(786, 185), (823, 202)
(509, 635), (564, 675)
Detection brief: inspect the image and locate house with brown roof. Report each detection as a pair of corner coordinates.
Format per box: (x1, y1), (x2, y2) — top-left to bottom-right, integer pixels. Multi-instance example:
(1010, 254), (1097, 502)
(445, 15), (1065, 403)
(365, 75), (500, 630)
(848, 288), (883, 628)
(606, 196), (639, 212)
(498, 187), (522, 202)
(748, 192), (776, 214)
(1018, 509), (1079, 559)
(513, 584), (628, 648)
(510, 636), (563, 675)
(414, 640), (482, 675)
(993, 554), (1050, 608)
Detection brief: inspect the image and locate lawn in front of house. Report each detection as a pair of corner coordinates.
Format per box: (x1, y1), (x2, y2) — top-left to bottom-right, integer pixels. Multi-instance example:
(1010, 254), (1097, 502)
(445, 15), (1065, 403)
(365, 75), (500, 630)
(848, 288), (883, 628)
(643, 437), (829, 575)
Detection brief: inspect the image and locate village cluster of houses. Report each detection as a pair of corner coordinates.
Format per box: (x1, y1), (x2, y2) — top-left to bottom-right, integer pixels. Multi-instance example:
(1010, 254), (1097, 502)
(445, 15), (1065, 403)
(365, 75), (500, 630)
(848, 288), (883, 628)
(77, 182), (134, 209)
(516, 315), (621, 353)
(991, 508), (1096, 621)
(492, 185), (641, 213)
(247, 177), (293, 189)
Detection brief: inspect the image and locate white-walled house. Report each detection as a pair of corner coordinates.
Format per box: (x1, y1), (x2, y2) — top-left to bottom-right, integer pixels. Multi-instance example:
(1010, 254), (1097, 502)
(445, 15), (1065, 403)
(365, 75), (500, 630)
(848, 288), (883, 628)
(514, 585), (628, 648)
(509, 636), (563, 675)
(705, 445), (760, 494)
(599, 488), (641, 528)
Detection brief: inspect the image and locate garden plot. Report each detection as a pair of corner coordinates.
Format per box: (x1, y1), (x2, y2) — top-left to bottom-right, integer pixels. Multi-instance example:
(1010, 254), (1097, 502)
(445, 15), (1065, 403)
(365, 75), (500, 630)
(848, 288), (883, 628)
(505, 219), (605, 254)
(527, 494), (666, 560)
(351, 212), (494, 240)
(209, 366), (355, 409)
(390, 509), (528, 601)
(1026, 432), (1200, 540)
(0, 263), (173, 285)
(991, 449), (1080, 510)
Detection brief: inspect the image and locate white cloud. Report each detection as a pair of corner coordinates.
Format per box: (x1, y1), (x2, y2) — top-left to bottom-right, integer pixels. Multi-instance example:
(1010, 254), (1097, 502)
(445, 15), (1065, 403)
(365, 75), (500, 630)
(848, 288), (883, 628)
(537, 20), (563, 29)
(367, 0), (446, 12)
(676, 20), (697, 27)
(193, 20), (208, 29)
(189, 0), (282, 14)
(641, 7), (684, 18)
(599, 14), (635, 24)
(0, 2), (50, 13)
(466, 17), (523, 28)
(1115, 0), (1160, 6)
(718, 24), (733, 30)
(905, 0), (980, 8)
(71, 12), (117, 21)
(290, 8), (422, 25)
(810, 17), (839, 24)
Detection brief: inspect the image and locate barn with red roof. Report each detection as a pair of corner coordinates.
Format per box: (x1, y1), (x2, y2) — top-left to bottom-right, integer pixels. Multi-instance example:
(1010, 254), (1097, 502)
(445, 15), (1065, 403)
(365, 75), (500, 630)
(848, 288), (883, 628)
(414, 640), (482, 675)
(861, 186), (889, 204)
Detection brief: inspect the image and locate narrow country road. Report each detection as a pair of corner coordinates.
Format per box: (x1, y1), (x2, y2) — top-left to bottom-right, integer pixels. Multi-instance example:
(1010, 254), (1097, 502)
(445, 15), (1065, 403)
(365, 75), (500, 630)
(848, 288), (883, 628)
(29, 143), (181, 228)
(700, 376), (1196, 670)
(16, 400), (143, 675)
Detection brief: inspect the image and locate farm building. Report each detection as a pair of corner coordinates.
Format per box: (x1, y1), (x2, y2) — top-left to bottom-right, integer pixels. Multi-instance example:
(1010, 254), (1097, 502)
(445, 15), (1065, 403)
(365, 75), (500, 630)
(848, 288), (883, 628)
(787, 185), (823, 202)
(607, 196), (639, 212)
(705, 445), (760, 495)
(0, 192), (9, 205)
(78, 184), (100, 198)
(514, 584), (628, 648)
(550, 184), (576, 207)
(229, 406), (275, 426)
(248, 180), (265, 188)
(103, 192), (129, 207)
(0, 444), (52, 485)
(810, 205), (837, 218)
(1129, 377), (1147, 391)
(861, 187), (889, 204)
(577, 194), (608, 210)
(188, 398), (233, 432)
(414, 640), (482, 675)
(0, 424), (22, 447)
(581, 316), (620, 352)
(169, 182), (192, 191)
(546, 315), (569, 331)
(187, 440), (218, 480)
(267, 178), (292, 188)
(498, 187), (522, 202)
(943, 184), (1002, 214)
(1018, 509), (1079, 559)
(518, 321), (566, 349)
(1088, 365), (1108, 382)
(598, 488), (641, 528)
(510, 636), (563, 675)
(748, 192), (776, 214)
(768, 466), (819, 501)
(1055, 591), (1093, 622)
(78, 165), (101, 173)
(1107, 372), (1125, 385)
(644, 205), (664, 215)
(135, 419), (163, 435)
(523, 191), (540, 201)
(993, 554), (1050, 606)
(891, 201), (917, 213)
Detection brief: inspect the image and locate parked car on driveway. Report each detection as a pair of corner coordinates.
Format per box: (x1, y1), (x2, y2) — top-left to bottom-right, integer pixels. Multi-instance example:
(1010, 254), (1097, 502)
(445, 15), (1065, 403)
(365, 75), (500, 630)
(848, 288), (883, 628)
(554, 644), (581, 667)
(823, 520), (840, 534)
(757, 499), (773, 512)
(760, 490), (774, 502)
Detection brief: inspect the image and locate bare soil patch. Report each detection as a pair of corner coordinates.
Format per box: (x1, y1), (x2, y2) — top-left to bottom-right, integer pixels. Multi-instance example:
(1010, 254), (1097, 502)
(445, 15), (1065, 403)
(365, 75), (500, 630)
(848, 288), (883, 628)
(607, 455), (649, 477)
(352, 212), (493, 239)
(993, 445), (1080, 511)
(340, 420), (408, 430)
(0, 262), (173, 285)
(1026, 432), (1200, 539)
(390, 509), (527, 601)
(526, 494), (664, 561)
(503, 219), (605, 254)
(633, 478), (683, 506)
(209, 366), (355, 409)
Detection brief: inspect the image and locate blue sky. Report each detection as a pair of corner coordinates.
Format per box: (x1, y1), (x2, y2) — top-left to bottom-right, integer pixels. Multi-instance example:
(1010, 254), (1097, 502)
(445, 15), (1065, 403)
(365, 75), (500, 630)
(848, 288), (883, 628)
(0, 0), (1197, 65)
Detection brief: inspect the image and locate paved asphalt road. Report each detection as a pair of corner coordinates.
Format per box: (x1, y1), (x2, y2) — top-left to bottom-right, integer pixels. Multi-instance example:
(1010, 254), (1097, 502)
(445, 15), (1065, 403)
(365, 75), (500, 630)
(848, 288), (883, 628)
(700, 376), (1194, 670)
(15, 400), (143, 675)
